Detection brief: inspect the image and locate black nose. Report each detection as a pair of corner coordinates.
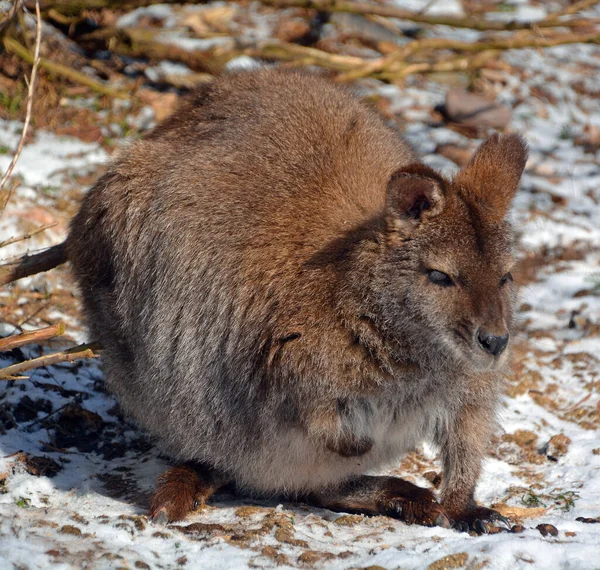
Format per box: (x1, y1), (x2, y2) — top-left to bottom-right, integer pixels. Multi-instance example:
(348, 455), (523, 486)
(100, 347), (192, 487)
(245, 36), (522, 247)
(477, 329), (509, 356)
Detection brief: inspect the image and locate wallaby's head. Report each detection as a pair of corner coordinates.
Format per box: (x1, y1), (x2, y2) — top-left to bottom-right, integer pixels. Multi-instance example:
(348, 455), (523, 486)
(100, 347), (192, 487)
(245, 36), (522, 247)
(373, 134), (528, 371)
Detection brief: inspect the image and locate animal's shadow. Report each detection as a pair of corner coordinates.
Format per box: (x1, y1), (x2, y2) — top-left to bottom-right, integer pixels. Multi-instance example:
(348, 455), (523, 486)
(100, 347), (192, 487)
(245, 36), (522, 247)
(0, 340), (325, 524)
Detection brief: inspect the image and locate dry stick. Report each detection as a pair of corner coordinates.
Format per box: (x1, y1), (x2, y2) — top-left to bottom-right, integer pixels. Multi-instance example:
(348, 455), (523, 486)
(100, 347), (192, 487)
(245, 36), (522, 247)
(0, 0), (41, 210)
(238, 32), (600, 79)
(0, 242), (68, 286)
(0, 323), (65, 352)
(81, 26), (600, 81)
(259, 0), (600, 31)
(381, 50), (499, 80)
(25, 0), (185, 16)
(3, 37), (131, 99)
(0, 0), (22, 34)
(546, 0), (599, 19)
(337, 30), (600, 81)
(0, 222), (56, 249)
(0, 342), (101, 380)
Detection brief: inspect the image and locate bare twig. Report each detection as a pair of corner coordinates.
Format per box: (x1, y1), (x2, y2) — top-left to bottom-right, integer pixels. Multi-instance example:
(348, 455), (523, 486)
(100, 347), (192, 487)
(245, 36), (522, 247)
(337, 30), (600, 81)
(546, 0), (599, 19)
(231, 33), (600, 80)
(0, 0), (41, 206)
(25, 0), (184, 16)
(0, 323), (65, 352)
(0, 242), (68, 286)
(0, 342), (101, 380)
(0, 223), (57, 249)
(79, 23), (600, 84)
(3, 36), (131, 99)
(259, 0), (600, 32)
(0, 0), (22, 34)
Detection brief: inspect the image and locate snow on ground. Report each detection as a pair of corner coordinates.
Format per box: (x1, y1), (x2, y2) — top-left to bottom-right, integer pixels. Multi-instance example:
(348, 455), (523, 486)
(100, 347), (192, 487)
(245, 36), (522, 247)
(1, 2), (599, 569)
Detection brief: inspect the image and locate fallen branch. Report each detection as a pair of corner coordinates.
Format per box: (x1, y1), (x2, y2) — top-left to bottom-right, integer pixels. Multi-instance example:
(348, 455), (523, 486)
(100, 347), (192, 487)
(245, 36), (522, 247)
(0, 242), (69, 286)
(0, 323), (65, 352)
(79, 26), (221, 73)
(0, 0), (41, 205)
(94, 27), (600, 82)
(235, 33), (600, 80)
(338, 30), (600, 81)
(259, 0), (600, 32)
(0, 0), (22, 34)
(25, 0), (184, 17)
(0, 342), (101, 380)
(3, 36), (131, 99)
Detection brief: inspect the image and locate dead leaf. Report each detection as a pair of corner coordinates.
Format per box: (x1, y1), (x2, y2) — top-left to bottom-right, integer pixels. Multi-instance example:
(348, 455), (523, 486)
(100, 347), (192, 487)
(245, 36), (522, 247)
(183, 5), (237, 37)
(492, 503), (550, 519)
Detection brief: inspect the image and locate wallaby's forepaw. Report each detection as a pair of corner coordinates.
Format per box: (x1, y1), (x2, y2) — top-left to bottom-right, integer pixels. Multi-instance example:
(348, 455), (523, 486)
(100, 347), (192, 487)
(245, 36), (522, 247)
(149, 465), (205, 523)
(380, 487), (451, 528)
(451, 506), (510, 534)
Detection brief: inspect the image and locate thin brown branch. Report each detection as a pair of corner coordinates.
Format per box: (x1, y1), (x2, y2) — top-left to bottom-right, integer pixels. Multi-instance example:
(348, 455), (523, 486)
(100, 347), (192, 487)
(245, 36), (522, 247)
(228, 33), (600, 80)
(3, 36), (131, 99)
(0, 323), (65, 352)
(259, 0), (600, 31)
(0, 242), (69, 286)
(0, 223), (57, 249)
(25, 0), (184, 17)
(546, 0), (599, 19)
(0, 0), (41, 205)
(0, 0), (22, 34)
(338, 30), (600, 81)
(0, 342), (101, 380)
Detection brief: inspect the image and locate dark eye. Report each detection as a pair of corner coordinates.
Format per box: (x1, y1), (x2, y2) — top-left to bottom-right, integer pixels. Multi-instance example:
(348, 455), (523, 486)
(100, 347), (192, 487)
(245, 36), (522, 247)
(427, 270), (454, 287)
(500, 272), (513, 286)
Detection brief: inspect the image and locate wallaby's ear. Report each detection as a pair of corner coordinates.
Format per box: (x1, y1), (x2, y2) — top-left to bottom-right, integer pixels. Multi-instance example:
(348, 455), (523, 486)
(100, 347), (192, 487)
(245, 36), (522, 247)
(386, 164), (445, 233)
(454, 133), (528, 224)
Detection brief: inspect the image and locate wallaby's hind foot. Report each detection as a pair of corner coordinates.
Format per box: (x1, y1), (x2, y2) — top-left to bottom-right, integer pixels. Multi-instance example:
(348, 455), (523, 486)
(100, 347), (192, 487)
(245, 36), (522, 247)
(311, 475), (452, 528)
(149, 463), (227, 523)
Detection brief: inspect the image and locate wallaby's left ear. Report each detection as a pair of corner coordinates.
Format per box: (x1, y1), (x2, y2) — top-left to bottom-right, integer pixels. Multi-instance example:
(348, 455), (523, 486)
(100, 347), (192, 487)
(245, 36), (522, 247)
(454, 133), (528, 223)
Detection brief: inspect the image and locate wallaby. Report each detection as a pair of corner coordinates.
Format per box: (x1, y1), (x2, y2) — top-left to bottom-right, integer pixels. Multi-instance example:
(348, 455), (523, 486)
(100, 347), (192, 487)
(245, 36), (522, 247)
(66, 68), (527, 533)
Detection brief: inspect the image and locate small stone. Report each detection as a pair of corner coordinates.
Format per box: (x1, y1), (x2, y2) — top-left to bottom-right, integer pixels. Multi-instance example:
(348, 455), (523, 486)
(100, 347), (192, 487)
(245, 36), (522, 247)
(576, 517), (600, 524)
(536, 523), (559, 537)
(565, 531), (577, 537)
(135, 562), (151, 569)
(511, 524), (525, 533)
(443, 89), (511, 129)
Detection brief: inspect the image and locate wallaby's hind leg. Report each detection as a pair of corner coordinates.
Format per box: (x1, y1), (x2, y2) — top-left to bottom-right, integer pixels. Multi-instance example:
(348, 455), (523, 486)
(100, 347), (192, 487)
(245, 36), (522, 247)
(149, 462), (228, 523)
(310, 475), (451, 528)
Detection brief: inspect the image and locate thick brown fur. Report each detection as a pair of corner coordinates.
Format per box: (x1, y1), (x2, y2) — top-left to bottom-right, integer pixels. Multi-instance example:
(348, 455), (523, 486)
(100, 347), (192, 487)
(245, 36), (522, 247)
(67, 68), (527, 532)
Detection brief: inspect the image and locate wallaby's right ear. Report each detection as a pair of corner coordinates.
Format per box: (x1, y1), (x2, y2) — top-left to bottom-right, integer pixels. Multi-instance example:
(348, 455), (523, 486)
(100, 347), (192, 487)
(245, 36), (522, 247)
(386, 164), (445, 234)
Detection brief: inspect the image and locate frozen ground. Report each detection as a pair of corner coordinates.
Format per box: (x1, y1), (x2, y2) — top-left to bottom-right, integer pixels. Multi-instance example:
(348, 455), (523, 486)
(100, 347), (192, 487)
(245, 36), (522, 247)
(1, 2), (600, 569)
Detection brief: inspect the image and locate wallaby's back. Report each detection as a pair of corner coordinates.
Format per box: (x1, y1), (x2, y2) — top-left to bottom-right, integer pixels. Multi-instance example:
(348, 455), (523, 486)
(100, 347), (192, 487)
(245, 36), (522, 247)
(67, 69), (417, 492)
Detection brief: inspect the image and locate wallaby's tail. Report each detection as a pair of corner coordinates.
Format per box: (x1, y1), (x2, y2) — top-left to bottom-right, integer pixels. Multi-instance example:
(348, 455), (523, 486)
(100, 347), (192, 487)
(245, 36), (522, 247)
(0, 241), (68, 286)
